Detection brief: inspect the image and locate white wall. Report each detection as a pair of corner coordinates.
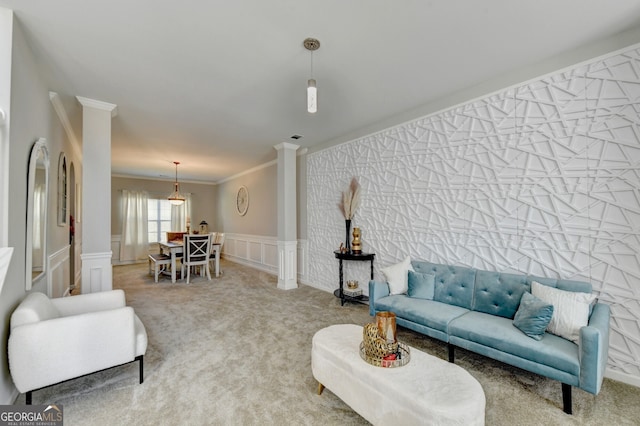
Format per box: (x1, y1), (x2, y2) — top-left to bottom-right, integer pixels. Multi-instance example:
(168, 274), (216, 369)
(0, 12), (79, 403)
(216, 163), (277, 237)
(307, 44), (640, 386)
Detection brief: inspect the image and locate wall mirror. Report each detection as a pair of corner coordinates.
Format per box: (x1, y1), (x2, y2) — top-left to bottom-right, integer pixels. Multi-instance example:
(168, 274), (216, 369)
(26, 138), (49, 290)
(57, 152), (67, 226)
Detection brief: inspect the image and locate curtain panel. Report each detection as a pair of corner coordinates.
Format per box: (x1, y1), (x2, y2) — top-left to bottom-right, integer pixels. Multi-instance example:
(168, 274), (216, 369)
(120, 190), (149, 262)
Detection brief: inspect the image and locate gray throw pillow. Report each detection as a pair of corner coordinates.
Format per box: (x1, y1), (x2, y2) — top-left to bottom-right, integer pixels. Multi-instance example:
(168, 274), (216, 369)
(513, 292), (554, 340)
(407, 271), (435, 300)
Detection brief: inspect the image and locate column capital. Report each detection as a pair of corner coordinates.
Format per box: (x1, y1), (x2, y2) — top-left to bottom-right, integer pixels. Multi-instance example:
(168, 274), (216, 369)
(76, 96), (118, 117)
(274, 142), (300, 151)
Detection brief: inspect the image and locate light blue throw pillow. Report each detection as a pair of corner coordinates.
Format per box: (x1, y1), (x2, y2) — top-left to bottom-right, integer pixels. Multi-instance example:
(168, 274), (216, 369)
(407, 271), (435, 300)
(513, 292), (554, 340)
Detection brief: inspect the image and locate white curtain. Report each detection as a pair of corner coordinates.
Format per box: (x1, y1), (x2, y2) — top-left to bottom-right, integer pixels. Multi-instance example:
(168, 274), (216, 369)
(120, 190), (149, 262)
(32, 183), (46, 269)
(170, 193), (192, 231)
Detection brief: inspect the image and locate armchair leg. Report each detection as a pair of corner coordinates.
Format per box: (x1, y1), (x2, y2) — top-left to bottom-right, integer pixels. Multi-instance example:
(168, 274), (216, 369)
(137, 355), (144, 384)
(562, 383), (572, 414)
(448, 343), (455, 363)
(26, 391), (32, 405)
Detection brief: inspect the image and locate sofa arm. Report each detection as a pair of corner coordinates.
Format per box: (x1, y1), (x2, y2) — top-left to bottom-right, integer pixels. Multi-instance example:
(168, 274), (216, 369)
(579, 302), (610, 395)
(8, 306), (137, 393)
(51, 289), (126, 317)
(369, 280), (390, 316)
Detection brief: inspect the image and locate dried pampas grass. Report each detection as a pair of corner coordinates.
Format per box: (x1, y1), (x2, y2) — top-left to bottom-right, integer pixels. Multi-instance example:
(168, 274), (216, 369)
(338, 177), (361, 219)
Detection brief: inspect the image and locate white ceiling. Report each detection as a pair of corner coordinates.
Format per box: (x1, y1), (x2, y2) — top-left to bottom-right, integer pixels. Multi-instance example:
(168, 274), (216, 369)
(3, 0), (640, 183)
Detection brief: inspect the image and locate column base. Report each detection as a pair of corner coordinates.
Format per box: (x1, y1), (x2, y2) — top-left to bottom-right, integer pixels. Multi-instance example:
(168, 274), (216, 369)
(277, 240), (298, 290)
(80, 251), (113, 293)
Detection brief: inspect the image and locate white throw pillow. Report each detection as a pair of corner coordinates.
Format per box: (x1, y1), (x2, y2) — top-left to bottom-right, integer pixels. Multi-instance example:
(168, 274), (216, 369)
(381, 256), (414, 295)
(531, 281), (596, 343)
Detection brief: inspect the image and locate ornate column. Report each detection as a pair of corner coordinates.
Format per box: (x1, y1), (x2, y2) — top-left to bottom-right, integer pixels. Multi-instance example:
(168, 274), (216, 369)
(274, 142), (299, 290)
(77, 96), (117, 293)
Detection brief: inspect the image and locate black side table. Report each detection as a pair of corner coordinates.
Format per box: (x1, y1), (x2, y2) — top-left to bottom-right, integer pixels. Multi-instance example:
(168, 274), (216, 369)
(334, 250), (375, 306)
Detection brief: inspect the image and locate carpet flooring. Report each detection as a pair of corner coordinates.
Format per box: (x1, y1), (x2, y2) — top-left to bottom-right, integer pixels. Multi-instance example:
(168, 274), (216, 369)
(22, 260), (640, 425)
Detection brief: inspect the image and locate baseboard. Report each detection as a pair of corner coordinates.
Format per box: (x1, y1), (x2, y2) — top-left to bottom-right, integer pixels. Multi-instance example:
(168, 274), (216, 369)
(605, 368), (640, 388)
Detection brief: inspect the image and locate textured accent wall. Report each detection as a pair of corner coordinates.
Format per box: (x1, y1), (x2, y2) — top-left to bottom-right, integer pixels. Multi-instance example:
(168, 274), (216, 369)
(307, 46), (640, 380)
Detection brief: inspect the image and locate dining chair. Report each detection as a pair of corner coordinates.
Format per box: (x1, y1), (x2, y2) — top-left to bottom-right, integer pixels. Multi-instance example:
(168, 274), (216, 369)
(181, 234), (212, 284)
(209, 232), (225, 275)
(148, 253), (171, 283)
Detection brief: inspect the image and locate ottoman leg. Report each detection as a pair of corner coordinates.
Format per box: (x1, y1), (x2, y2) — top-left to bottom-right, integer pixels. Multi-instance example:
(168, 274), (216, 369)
(317, 382), (325, 395)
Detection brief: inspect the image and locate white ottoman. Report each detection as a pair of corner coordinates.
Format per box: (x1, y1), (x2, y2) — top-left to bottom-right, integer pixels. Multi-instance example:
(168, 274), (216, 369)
(312, 324), (485, 426)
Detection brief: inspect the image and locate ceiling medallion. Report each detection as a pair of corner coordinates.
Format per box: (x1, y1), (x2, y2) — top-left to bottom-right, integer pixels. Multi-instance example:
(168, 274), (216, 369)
(303, 38), (320, 51)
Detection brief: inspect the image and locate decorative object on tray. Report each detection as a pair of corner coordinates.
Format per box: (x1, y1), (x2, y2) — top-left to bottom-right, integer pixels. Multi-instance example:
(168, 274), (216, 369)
(343, 288), (362, 298)
(376, 311), (397, 344)
(351, 227), (362, 254)
(338, 177), (361, 253)
(345, 280), (361, 297)
(360, 322), (410, 368)
(359, 341), (410, 368)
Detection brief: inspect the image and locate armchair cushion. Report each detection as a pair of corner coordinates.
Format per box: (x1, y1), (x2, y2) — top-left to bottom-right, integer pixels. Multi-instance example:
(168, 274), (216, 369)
(10, 292), (60, 328)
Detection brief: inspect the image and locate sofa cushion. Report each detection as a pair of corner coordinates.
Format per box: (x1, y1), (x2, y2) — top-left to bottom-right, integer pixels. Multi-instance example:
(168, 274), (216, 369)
(526, 275), (592, 294)
(407, 271), (435, 300)
(473, 271), (529, 319)
(375, 295), (469, 333)
(412, 261), (475, 309)
(513, 292), (554, 340)
(532, 281), (596, 343)
(381, 256), (414, 295)
(10, 292), (60, 329)
(449, 311), (580, 376)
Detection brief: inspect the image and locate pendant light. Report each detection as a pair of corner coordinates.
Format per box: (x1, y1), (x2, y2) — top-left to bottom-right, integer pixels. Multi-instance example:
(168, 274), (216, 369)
(304, 38), (320, 113)
(168, 161), (185, 205)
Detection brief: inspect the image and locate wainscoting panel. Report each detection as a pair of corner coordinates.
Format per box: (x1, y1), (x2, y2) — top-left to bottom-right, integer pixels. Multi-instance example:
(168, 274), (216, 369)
(307, 45), (640, 382)
(249, 241), (262, 263)
(263, 242), (279, 270)
(48, 245), (70, 298)
(223, 234), (308, 282)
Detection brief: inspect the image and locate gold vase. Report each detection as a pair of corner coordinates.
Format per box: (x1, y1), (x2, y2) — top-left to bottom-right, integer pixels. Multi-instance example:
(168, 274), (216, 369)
(351, 227), (362, 254)
(376, 311), (397, 344)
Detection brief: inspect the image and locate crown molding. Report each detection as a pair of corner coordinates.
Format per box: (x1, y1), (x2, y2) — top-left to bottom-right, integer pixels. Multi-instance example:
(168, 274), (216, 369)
(76, 96), (118, 117)
(49, 92), (82, 160)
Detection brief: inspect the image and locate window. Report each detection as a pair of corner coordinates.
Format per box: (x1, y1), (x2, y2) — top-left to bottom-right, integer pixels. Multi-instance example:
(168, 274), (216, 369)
(148, 198), (172, 243)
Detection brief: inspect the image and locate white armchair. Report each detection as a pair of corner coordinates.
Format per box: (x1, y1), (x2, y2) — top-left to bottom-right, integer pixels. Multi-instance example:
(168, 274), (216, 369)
(8, 289), (148, 404)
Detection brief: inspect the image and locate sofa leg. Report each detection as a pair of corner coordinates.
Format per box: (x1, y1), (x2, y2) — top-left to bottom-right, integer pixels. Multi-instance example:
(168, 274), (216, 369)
(448, 343), (455, 363)
(136, 355), (144, 384)
(562, 383), (572, 415)
(26, 391), (32, 405)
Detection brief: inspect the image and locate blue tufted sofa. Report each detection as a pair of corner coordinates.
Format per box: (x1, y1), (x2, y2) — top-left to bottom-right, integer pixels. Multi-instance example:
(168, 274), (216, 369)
(369, 260), (610, 414)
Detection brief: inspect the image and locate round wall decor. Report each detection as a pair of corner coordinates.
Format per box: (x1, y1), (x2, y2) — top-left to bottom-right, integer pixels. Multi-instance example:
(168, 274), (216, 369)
(236, 185), (249, 216)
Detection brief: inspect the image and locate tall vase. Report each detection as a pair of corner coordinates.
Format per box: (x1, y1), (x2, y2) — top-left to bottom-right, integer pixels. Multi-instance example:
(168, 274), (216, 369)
(345, 219), (352, 253)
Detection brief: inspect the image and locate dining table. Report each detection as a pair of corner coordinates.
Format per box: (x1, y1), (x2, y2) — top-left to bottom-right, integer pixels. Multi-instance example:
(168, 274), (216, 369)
(158, 240), (221, 283)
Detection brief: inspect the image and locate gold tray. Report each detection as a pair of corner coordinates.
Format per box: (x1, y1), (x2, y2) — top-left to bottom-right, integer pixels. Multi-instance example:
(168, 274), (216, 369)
(359, 341), (410, 368)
